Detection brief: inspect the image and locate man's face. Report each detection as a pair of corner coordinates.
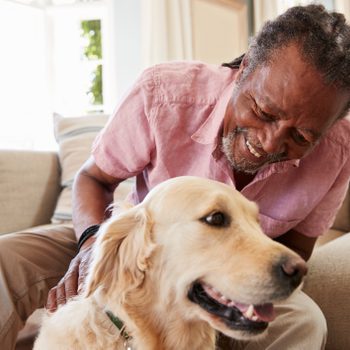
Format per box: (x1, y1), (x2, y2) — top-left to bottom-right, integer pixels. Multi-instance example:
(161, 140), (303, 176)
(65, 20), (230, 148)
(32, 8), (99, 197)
(222, 44), (349, 174)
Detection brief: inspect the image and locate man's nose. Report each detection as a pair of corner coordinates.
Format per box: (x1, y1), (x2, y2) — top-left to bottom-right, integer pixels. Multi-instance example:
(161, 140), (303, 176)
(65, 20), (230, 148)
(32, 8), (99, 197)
(258, 124), (287, 155)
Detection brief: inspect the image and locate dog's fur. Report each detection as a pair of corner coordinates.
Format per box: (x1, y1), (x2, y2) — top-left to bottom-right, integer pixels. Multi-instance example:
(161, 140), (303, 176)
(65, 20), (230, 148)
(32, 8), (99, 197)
(34, 176), (305, 350)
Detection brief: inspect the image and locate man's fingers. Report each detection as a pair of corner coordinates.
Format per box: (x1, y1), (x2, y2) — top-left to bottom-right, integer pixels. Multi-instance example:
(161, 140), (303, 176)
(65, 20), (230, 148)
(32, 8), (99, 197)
(46, 286), (57, 313)
(77, 270), (88, 294)
(56, 281), (66, 307)
(77, 260), (90, 294)
(77, 249), (93, 294)
(45, 269), (79, 313)
(64, 270), (79, 300)
(44, 249), (93, 313)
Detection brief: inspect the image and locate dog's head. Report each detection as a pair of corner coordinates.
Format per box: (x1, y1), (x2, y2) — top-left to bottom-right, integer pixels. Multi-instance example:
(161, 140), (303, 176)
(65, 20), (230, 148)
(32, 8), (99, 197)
(85, 176), (307, 340)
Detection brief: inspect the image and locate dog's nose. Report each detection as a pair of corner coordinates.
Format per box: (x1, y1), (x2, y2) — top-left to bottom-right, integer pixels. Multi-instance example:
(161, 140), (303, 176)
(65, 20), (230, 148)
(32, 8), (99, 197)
(276, 255), (307, 289)
(281, 258), (307, 277)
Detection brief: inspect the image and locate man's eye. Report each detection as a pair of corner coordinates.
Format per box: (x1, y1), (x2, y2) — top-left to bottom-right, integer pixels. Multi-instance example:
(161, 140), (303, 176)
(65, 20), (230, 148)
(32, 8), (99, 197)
(201, 212), (229, 227)
(292, 130), (310, 146)
(254, 107), (274, 122)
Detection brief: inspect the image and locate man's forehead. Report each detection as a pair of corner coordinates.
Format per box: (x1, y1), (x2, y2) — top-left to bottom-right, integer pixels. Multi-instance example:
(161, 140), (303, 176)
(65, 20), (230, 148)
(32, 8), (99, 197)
(254, 94), (285, 117)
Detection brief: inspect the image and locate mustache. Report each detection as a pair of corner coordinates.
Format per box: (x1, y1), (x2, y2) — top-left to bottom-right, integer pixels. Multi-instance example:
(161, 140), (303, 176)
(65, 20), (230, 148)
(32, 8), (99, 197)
(223, 127), (287, 163)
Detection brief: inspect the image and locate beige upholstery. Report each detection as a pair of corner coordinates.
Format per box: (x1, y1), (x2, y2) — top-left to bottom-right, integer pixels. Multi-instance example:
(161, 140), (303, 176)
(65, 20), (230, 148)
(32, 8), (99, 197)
(0, 114), (134, 349)
(332, 190), (349, 231)
(0, 122), (348, 348)
(0, 150), (60, 235)
(305, 233), (350, 350)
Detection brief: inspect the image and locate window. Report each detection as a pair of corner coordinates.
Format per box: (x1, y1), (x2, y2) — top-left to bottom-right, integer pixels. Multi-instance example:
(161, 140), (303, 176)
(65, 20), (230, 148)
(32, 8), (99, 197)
(0, 0), (142, 150)
(50, 2), (110, 116)
(0, 1), (51, 150)
(81, 19), (104, 111)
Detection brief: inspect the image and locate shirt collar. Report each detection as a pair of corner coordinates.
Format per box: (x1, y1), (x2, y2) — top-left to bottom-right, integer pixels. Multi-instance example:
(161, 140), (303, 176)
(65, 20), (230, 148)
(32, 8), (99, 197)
(190, 72), (301, 173)
(191, 78), (236, 146)
(260, 158), (300, 175)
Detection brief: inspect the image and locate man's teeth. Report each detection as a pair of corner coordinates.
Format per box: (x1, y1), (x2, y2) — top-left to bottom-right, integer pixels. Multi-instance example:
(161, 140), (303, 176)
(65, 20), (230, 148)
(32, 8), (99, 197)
(246, 140), (262, 158)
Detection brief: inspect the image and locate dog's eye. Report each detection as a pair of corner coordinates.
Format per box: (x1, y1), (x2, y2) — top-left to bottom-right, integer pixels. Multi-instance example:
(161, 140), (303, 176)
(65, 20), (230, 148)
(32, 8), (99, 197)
(202, 212), (229, 227)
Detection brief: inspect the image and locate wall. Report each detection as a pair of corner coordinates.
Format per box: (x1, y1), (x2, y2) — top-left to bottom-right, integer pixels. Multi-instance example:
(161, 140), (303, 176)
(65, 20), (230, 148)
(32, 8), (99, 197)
(110, 0), (143, 101)
(0, 0), (52, 149)
(191, 0), (248, 64)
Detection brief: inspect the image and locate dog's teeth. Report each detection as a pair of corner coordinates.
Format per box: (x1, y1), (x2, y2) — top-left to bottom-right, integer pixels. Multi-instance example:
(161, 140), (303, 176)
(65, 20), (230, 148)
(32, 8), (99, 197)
(220, 295), (228, 302)
(251, 315), (259, 322)
(245, 304), (254, 319)
(204, 283), (212, 291)
(228, 301), (236, 307)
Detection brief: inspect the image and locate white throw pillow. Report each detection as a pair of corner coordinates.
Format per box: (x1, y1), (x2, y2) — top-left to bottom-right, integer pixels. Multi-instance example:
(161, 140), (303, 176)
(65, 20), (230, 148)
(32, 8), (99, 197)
(52, 113), (134, 223)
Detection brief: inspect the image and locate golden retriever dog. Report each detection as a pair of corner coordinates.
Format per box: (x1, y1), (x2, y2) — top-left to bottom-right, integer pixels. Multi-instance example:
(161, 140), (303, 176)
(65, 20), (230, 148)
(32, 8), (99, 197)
(34, 176), (307, 350)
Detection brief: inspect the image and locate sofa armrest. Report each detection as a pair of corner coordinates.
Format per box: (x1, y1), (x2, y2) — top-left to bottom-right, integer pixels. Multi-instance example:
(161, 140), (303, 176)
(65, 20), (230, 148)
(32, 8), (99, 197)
(332, 188), (349, 232)
(304, 233), (350, 350)
(0, 150), (61, 234)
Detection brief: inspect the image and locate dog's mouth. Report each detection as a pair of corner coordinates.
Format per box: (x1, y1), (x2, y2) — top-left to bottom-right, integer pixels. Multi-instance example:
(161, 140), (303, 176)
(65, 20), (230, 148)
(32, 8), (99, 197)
(188, 281), (275, 334)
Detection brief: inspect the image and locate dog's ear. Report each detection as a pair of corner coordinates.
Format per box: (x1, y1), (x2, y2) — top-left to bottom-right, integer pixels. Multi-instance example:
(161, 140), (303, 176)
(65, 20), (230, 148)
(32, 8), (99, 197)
(85, 206), (155, 298)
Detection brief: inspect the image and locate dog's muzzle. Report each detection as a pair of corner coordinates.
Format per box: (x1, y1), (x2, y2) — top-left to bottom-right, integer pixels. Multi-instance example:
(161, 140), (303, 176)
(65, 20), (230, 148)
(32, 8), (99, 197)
(188, 282), (274, 334)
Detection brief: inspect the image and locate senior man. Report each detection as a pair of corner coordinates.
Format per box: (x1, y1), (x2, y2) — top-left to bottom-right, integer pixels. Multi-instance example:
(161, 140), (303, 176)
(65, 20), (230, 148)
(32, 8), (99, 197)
(1, 4), (350, 350)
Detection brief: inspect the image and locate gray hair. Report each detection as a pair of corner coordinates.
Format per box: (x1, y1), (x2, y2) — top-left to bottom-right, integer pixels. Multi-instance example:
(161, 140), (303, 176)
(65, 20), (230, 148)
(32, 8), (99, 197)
(223, 4), (350, 116)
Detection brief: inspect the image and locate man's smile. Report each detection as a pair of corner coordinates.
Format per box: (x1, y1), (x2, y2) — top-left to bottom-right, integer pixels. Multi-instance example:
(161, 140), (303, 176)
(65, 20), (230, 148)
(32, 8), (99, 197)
(245, 139), (263, 158)
(221, 128), (288, 174)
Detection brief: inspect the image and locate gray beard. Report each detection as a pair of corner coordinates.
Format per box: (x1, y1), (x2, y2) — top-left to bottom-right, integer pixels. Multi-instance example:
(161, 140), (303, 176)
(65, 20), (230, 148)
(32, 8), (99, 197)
(221, 128), (285, 174)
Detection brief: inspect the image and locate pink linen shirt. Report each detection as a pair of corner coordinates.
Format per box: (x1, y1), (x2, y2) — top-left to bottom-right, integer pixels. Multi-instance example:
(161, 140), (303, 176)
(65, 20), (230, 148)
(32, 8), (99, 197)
(92, 61), (350, 239)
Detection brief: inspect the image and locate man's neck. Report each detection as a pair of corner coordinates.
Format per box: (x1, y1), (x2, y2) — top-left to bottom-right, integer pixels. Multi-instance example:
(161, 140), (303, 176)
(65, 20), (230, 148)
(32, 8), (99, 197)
(234, 170), (256, 191)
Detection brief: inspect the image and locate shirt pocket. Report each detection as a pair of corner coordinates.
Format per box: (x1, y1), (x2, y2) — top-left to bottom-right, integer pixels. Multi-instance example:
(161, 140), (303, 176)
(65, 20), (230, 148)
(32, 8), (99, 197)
(259, 213), (302, 239)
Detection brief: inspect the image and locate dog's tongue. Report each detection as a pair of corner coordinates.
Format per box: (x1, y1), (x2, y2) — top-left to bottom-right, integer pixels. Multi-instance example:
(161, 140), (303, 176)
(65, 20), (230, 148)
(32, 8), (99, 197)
(253, 303), (275, 322)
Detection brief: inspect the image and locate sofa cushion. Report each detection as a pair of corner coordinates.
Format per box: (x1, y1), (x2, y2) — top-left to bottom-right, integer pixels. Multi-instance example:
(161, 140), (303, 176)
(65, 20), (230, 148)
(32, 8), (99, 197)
(52, 113), (133, 223)
(304, 233), (350, 350)
(315, 228), (346, 248)
(332, 189), (349, 232)
(0, 150), (60, 234)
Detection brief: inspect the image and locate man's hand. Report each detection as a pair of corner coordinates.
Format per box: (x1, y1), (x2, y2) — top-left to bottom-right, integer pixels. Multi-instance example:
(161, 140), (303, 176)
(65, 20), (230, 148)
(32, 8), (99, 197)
(46, 156), (122, 312)
(46, 237), (96, 312)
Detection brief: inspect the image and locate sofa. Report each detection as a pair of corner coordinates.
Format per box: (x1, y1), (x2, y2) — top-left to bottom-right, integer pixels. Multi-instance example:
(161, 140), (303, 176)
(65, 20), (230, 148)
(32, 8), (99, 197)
(0, 114), (349, 349)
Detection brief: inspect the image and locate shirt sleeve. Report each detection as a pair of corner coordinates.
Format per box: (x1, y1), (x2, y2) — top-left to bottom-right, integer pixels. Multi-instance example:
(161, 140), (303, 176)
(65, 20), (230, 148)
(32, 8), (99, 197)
(294, 161), (350, 237)
(92, 67), (156, 179)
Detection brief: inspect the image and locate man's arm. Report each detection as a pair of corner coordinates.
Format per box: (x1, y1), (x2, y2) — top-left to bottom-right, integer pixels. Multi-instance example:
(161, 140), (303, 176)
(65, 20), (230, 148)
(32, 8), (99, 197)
(46, 156), (123, 311)
(72, 155), (123, 241)
(274, 229), (317, 261)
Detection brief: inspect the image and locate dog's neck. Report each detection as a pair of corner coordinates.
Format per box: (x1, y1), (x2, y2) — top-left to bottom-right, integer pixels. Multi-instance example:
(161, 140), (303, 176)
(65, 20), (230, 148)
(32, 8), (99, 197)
(89, 226), (217, 349)
(100, 277), (216, 350)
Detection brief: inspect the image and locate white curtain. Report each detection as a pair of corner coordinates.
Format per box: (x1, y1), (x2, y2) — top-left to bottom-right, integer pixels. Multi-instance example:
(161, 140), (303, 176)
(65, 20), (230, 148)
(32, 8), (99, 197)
(253, 0), (279, 33)
(253, 0), (331, 34)
(334, 0), (350, 21)
(0, 0), (53, 150)
(141, 0), (193, 68)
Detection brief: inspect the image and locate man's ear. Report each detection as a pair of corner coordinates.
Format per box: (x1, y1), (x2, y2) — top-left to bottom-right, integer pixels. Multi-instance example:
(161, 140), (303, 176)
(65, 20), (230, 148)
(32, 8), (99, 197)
(235, 54), (249, 82)
(85, 206), (155, 298)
